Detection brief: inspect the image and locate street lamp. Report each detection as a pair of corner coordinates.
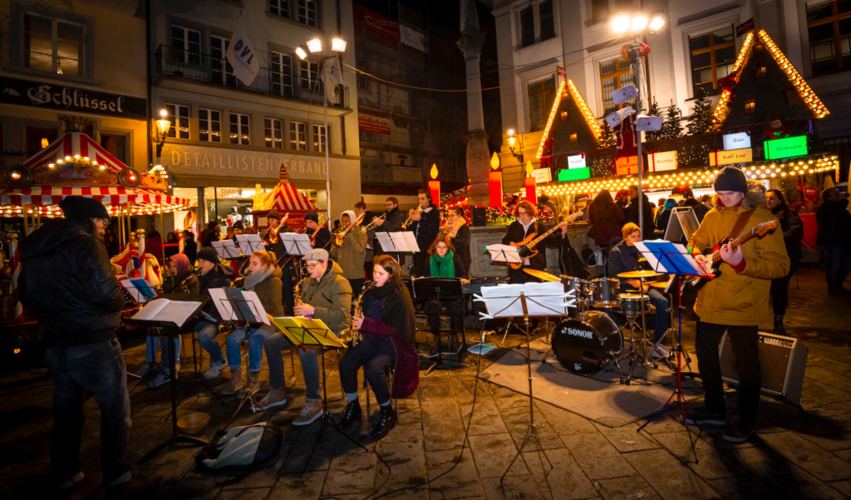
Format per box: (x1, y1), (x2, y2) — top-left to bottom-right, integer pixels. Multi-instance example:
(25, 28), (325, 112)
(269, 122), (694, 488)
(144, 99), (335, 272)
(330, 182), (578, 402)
(297, 37), (347, 225)
(610, 12), (665, 238)
(506, 129), (525, 163)
(154, 108), (171, 158)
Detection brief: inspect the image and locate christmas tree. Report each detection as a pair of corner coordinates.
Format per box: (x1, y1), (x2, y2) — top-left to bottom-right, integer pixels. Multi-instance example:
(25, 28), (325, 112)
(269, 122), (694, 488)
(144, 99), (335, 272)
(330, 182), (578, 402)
(599, 120), (616, 148)
(660, 101), (683, 140)
(645, 97), (662, 141)
(687, 86), (713, 135)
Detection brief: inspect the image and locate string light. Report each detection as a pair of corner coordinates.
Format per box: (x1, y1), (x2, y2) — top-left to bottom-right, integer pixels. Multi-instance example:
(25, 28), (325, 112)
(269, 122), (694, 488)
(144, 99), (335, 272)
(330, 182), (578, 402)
(757, 30), (829, 119)
(536, 79), (603, 160)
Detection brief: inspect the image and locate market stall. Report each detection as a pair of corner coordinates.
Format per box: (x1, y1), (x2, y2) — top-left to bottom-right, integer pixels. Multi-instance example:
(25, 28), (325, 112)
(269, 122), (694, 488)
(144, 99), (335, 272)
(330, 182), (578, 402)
(252, 165), (320, 231)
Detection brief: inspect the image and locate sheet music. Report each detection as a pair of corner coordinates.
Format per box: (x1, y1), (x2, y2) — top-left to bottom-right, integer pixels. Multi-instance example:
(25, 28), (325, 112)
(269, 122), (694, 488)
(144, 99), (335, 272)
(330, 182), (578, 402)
(212, 240), (241, 259)
(376, 232), (397, 252)
(478, 282), (568, 318)
(400, 232), (420, 252)
(634, 240), (708, 277)
(121, 278), (157, 303)
(267, 315), (344, 347)
(131, 298), (202, 327)
(230, 290), (270, 325)
(236, 234), (265, 254)
(281, 233), (312, 255)
(209, 288), (236, 321)
(484, 244), (523, 263)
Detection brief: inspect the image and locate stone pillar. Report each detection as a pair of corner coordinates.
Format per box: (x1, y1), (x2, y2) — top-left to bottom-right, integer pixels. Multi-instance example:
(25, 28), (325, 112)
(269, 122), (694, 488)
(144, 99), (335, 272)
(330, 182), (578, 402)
(457, 9), (490, 207)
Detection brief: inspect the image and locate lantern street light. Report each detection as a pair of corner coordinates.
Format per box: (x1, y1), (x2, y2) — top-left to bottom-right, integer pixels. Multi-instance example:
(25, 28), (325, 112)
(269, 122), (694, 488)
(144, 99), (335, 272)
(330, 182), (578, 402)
(610, 12), (665, 237)
(297, 37), (347, 224)
(506, 129), (525, 163)
(154, 108), (171, 159)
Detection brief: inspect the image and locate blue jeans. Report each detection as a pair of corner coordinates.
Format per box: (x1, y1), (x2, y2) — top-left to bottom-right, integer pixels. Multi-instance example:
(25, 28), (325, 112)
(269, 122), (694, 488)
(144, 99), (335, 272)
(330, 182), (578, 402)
(226, 325), (276, 372)
(45, 338), (131, 486)
(145, 334), (181, 371)
(195, 321), (223, 364)
(648, 288), (670, 343)
(823, 244), (851, 290)
(264, 332), (321, 399)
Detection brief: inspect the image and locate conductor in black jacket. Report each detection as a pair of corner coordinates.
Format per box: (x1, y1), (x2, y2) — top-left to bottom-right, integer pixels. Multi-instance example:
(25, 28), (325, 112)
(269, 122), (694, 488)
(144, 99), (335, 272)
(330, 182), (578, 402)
(502, 200), (547, 283)
(18, 197), (160, 498)
(409, 189), (440, 276)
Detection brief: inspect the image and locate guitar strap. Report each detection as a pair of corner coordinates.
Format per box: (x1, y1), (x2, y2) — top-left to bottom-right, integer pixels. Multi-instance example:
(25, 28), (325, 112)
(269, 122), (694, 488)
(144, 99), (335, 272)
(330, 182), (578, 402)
(729, 210), (755, 240)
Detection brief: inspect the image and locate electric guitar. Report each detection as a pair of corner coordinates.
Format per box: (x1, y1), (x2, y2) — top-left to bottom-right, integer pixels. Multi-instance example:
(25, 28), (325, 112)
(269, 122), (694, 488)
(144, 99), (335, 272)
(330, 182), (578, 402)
(508, 213), (581, 269)
(688, 218), (779, 290)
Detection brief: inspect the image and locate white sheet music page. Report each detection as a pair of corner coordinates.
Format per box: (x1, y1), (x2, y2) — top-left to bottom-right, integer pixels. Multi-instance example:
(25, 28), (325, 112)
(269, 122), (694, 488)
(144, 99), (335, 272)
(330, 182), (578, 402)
(485, 244), (522, 263)
(209, 288), (237, 321)
(400, 232), (420, 252)
(240, 291), (271, 325)
(389, 232), (410, 252)
(521, 282), (568, 316)
(480, 284), (526, 317)
(131, 298), (202, 327)
(236, 234), (265, 254)
(376, 232), (396, 252)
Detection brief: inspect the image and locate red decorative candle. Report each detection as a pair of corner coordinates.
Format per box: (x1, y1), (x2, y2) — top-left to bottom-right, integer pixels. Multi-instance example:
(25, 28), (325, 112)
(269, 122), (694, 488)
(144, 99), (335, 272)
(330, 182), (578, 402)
(488, 170), (503, 208)
(524, 160), (537, 204)
(428, 164), (440, 208)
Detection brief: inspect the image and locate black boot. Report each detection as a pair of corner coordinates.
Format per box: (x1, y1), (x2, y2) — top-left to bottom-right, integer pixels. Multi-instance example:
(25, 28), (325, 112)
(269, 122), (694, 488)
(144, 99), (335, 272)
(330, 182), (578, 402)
(371, 404), (397, 439)
(336, 400), (362, 430)
(775, 317), (786, 335)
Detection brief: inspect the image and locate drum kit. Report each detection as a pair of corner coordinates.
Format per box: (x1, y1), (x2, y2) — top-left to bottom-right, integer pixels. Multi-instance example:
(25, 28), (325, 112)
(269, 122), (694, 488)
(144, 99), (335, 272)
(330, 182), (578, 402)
(524, 268), (669, 384)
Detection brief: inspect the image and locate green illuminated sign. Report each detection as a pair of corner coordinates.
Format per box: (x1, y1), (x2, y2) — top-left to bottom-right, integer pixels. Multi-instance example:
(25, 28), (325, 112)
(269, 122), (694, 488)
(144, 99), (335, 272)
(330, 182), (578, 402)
(765, 135), (808, 160)
(558, 167), (591, 182)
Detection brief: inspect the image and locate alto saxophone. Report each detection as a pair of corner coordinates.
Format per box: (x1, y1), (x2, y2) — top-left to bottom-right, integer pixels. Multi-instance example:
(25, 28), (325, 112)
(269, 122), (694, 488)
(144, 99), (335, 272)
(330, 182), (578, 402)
(340, 281), (374, 347)
(294, 277), (307, 310)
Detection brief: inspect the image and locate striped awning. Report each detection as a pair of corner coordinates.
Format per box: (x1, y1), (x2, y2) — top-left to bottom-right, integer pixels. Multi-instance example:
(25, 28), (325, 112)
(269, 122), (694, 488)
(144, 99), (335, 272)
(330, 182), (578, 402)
(25, 132), (127, 173)
(260, 181), (318, 212)
(0, 186), (190, 209)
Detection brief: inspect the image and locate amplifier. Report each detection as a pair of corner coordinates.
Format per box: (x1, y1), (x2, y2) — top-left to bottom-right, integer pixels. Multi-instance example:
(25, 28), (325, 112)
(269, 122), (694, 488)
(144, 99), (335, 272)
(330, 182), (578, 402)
(719, 331), (808, 406)
(472, 206), (487, 227)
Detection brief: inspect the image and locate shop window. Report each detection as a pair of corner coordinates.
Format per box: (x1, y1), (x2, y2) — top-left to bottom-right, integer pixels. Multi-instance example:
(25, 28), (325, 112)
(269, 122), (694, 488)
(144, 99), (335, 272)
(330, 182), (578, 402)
(199, 108), (221, 143)
(211, 36), (236, 86)
(100, 133), (127, 164)
(600, 57), (634, 116)
(300, 60), (318, 90)
(744, 99), (756, 115)
(528, 77), (555, 131)
(520, 6), (534, 47)
(172, 25), (201, 65)
(230, 113), (250, 145)
(689, 25), (735, 96)
(26, 126), (58, 158)
(313, 124), (327, 152)
(290, 121), (306, 150)
(269, 0), (291, 18)
(590, 0), (608, 24)
(265, 118), (283, 148)
(24, 13), (84, 76)
(271, 51), (293, 97)
(540, 1), (555, 41)
(165, 103), (190, 139)
(298, 0), (318, 28)
(807, 0), (851, 76)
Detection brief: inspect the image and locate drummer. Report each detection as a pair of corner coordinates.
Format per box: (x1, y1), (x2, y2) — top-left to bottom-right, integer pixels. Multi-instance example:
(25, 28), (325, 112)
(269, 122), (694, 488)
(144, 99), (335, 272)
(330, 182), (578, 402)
(608, 223), (671, 357)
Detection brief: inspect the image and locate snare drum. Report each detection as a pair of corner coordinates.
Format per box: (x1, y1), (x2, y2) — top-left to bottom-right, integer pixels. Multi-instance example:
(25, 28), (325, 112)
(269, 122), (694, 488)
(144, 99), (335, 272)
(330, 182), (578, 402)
(592, 278), (620, 309)
(561, 275), (593, 302)
(618, 293), (648, 315)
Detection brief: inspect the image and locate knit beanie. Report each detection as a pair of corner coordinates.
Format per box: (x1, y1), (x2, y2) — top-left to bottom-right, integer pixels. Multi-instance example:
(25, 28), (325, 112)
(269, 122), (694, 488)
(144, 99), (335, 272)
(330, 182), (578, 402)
(714, 166), (748, 194)
(267, 210), (281, 221)
(197, 247), (219, 264)
(59, 196), (110, 221)
(305, 211), (319, 223)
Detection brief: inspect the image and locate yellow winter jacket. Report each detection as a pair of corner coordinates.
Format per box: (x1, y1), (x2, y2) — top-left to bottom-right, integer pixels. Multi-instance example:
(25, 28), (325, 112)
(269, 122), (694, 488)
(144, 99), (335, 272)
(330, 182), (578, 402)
(690, 188), (789, 326)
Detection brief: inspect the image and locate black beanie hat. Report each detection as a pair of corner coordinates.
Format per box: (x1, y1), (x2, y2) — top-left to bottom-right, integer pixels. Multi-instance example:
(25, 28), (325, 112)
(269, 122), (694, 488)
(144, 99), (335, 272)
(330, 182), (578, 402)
(232, 221), (244, 230)
(267, 210), (281, 221)
(714, 166), (748, 194)
(197, 247), (219, 264)
(305, 211), (319, 223)
(59, 196), (110, 221)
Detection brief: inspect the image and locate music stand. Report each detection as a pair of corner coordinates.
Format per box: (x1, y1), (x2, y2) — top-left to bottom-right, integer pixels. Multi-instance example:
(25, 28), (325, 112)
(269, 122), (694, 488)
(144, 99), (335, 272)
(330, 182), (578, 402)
(483, 245), (526, 343)
(127, 294), (210, 463)
(413, 277), (465, 374)
(634, 240), (711, 464)
(474, 282), (570, 490)
(376, 231), (419, 277)
(236, 234), (265, 254)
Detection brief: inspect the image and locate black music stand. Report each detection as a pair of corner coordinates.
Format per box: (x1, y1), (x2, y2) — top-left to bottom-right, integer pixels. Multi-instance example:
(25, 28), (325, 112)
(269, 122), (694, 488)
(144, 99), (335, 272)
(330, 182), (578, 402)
(413, 277), (465, 375)
(128, 294), (210, 463)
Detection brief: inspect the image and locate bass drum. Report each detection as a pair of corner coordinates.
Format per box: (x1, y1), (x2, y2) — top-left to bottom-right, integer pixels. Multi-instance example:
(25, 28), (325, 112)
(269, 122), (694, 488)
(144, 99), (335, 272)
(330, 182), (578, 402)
(552, 312), (623, 376)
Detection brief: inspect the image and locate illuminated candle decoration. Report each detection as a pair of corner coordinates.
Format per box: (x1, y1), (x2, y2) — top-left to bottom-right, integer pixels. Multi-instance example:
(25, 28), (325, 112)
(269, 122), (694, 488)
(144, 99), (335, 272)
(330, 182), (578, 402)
(524, 160), (537, 204)
(488, 152), (503, 208)
(428, 163), (440, 208)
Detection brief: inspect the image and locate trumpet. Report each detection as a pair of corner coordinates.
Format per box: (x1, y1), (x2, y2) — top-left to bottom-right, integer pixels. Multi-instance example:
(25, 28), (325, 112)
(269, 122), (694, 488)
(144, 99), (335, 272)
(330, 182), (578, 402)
(364, 213), (387, 231)
(333, 212), (366, 247)
(402, 206), (423, 230)
(340, 281), (374, 347)
(267, 212), (289, 245)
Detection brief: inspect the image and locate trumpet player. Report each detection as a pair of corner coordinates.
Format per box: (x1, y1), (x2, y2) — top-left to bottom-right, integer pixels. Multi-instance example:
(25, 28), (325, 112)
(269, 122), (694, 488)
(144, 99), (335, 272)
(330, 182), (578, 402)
(330, 210), (368, 298)
(304, 211), (331, 249)
(354, 201), (376, 280)
(408, 189), (440, 276)
(262, 249), (352, 424)
(262, 210), (296, 315)
(373, 197), (405, 256)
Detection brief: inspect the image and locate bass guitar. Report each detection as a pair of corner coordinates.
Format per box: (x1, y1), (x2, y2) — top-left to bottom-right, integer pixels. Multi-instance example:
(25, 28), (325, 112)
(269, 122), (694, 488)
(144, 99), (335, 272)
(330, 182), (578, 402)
(688, 218), (779, 290)
(508, 212), (582, 269)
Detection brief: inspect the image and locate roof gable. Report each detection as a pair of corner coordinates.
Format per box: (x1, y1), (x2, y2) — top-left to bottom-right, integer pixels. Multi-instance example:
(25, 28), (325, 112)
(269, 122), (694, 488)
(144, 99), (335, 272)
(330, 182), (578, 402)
(536, 79), (602, 159)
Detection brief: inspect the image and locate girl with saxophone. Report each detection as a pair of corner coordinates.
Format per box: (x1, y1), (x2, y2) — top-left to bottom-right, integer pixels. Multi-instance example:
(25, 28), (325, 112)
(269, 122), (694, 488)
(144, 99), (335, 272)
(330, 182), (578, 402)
(222, 251), (285, 397)
(141, 254), (199, 388)
(336, 255), (419, 439)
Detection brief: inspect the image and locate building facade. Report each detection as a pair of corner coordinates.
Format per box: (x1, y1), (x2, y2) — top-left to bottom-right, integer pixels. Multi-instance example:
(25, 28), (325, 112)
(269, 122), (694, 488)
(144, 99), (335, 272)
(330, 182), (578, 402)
(492, 0), (851, 191)
(0, 0), (148, 179)
(148, 0), (361, 232)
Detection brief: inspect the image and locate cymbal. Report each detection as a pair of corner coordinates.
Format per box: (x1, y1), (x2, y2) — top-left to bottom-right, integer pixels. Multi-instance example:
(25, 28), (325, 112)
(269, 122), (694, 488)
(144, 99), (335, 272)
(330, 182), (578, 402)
(523, 268), (560, 282)
(617, 270), (663, 279)
(644, 281), (668, 289)
(638, 257), (648, 262)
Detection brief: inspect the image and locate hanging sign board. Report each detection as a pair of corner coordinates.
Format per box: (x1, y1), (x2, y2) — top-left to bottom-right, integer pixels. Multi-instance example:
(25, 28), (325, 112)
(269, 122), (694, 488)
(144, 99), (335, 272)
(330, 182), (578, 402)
(558, 167), (590, 182)
(567, 154), (586, 169)
(648, 151), (678, 172)
(616, 155), (640, 175)
(709, 148), (753, 166)
(736, 18), (755, 37)
(723, 132), (751, 150)
(765, 135), (808, 160)
(532, 167), (552, 184)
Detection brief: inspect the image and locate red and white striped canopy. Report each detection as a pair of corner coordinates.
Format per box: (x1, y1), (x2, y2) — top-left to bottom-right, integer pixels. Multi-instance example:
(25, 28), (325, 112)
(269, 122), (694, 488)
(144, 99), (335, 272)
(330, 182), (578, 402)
(262, 182), (318, 212)
(0, 186), (190, 209)
(25, 132), (127, 173)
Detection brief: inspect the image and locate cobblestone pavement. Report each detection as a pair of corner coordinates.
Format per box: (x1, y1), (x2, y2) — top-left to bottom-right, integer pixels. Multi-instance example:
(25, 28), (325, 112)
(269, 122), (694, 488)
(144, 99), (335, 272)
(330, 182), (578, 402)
(2, 266), (851, 500)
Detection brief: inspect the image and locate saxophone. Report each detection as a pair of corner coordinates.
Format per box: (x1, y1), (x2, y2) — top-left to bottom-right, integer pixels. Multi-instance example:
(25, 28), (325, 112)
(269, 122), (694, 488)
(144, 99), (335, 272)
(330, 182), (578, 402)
(340, 281), (374, 347)
(294, 277), (307, 310)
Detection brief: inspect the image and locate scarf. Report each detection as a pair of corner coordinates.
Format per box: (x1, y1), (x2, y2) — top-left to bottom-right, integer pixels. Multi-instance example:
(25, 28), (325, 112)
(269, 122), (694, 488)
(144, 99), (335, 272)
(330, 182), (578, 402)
(243, 266), (274, 291)
(430, 250), (455, 277)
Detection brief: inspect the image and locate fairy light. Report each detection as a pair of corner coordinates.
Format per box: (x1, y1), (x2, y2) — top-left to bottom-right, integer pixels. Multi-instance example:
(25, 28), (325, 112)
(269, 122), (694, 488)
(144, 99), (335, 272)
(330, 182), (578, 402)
(536, 79), (602, 160)
(758, 30), (829, 119)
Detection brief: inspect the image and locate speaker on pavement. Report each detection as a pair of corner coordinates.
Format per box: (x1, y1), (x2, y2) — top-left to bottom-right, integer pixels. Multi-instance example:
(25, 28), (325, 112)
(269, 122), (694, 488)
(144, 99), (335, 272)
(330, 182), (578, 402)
(719, 331), (808, 406)
(472, 206), (487, 226)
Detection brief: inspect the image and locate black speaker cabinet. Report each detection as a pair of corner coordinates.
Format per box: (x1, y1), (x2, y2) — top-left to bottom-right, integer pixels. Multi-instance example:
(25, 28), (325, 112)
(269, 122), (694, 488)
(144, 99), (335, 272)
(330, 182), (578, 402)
(472, 206), (487, 227)
(719, 331), (808, 406)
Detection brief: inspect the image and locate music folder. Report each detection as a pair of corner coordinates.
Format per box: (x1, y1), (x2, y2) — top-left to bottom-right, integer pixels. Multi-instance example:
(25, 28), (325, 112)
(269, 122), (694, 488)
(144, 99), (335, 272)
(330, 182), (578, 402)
(121, 278), (157, 303)
(129, 293), (207, 328)
(267, 315), (346, 348)
(209, 288), (271, 326)
(634, 240), (711, 277)
(280, 233), (312, 256)
(211, 240), (241, 259)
